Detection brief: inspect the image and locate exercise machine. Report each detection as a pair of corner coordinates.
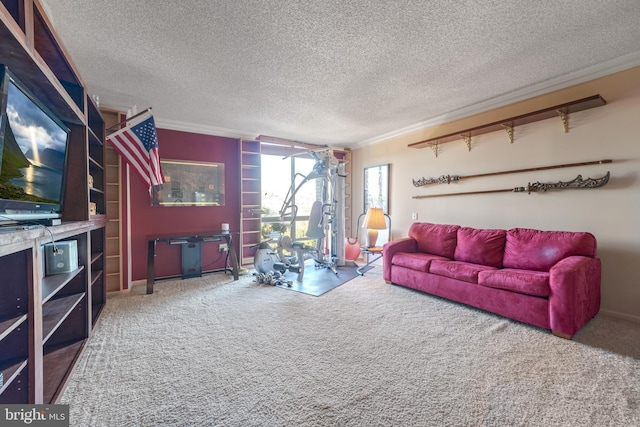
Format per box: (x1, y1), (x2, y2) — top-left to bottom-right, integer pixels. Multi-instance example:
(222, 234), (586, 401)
(252, 238), (295, 287)
(278, 149), (347, 275)
(252, 148), (347, 283)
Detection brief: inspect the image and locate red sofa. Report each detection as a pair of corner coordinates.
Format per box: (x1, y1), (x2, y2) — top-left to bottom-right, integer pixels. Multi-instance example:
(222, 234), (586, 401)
(383, 222), (601, 338)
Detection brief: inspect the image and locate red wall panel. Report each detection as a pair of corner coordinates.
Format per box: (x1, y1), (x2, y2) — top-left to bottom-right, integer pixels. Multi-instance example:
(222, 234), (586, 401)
(129, 128), (240, 281)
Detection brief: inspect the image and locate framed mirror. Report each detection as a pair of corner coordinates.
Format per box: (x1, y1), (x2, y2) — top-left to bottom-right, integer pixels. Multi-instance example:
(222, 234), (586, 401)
(364, 163), (389, 214)
(152, 159), (225, 206)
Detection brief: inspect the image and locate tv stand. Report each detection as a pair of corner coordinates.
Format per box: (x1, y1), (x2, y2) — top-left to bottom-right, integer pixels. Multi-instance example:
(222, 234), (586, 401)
(19, 218), (63, 227)
(0, 219), (62, 232)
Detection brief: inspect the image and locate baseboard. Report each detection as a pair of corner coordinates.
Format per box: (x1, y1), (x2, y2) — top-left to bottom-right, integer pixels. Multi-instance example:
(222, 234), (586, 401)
(599, 309), (640, 324)
(108, 287), (135, 295)
(107, 284), (136, 295)
(132, 269), (229, 289)
(130, 279), (146, 288)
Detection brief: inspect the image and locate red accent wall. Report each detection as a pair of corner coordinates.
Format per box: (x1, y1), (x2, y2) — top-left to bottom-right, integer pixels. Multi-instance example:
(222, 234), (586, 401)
(129, 129), (240, 281)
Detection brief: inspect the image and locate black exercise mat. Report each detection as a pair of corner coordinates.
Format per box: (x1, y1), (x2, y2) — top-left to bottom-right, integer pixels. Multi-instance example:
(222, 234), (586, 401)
(272, 260), (360, 296)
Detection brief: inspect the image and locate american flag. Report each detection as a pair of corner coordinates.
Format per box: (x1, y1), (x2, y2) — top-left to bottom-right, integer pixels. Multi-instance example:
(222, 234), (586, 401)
(106, 113), (164, 190)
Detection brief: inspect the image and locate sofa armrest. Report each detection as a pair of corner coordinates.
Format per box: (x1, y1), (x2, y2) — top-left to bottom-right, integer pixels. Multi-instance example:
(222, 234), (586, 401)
(382, 238), (418, 282)
(549, 255), (601, 338)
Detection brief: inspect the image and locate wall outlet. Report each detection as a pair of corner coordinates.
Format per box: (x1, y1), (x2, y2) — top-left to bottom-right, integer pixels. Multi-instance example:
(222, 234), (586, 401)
(219, 243), (228, 252)
(412, 212), (418, 220)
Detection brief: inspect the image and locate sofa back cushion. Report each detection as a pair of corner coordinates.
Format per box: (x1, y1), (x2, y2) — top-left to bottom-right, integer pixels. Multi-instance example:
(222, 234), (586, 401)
(454, 227), (506, 268)
(503, 228), (597, 272)
(408, 222), (460, 259)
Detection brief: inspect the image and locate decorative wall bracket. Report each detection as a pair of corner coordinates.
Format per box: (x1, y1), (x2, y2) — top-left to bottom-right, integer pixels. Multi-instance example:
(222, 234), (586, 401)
(557, 109), (569, 133)
(461, 133), (472, 151)
(502, 122), (514, 143)
(430, 143), (439, 158)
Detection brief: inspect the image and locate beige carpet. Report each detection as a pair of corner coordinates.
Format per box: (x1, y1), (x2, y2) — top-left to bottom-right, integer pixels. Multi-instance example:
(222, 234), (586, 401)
(61, 267), (640, 426)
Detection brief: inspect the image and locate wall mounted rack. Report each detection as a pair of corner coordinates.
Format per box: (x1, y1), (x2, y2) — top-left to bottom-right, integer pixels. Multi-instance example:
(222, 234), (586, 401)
(408, 95), (606, 155)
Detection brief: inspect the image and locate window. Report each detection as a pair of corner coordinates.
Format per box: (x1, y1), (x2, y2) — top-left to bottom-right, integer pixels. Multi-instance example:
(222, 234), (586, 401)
(364, 164), (389, 214)
(261, 153), (318, 241)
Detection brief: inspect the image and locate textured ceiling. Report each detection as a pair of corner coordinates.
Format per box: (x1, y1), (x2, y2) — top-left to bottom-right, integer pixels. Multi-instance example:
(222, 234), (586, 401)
(40, 0), (640, 147)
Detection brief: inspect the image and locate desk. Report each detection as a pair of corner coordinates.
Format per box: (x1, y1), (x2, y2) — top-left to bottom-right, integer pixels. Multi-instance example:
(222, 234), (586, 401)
(356, 246), (383, 275)
(147, 231), (239, 294)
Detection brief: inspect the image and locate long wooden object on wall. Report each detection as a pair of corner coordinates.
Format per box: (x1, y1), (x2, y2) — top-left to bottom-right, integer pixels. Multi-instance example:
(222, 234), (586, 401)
(413, 159), (612, 187)
(408, 95), (606, 150)
(413, 172), (610, 199)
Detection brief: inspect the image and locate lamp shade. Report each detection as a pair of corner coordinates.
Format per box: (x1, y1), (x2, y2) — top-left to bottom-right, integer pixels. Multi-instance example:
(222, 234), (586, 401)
(362, 207), (386, 230)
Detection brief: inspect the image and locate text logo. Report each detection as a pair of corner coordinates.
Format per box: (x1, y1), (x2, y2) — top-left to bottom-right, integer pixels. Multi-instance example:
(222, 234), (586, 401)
(1, 405), (69, 426)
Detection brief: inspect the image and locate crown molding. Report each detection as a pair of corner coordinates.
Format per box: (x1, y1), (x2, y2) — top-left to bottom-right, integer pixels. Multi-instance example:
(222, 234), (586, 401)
(152, 118), (258, 139)
(350, 51), (640, 149)
(93, 101), (144, 121)
(96, 101), (257, 139)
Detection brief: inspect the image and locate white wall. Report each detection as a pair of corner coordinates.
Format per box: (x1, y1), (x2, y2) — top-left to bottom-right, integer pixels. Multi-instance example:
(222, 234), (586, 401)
(352, 69), (640, 322)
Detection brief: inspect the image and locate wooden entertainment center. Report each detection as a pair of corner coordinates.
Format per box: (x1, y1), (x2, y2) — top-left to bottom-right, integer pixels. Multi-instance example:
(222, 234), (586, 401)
(0, 0), (107, 403)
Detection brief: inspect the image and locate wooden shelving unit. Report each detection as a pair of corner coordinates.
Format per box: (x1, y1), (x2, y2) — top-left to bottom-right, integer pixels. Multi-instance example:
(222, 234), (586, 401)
(42, 266), (86, 304)
(239, 139), (262, 265)
(408, 95), (606, 150)
(101, 109), (124, 292)
(89, 227), (105, 325)
(0, 248), (31, 405)
(88, 99), (106, 216)
(42, 293), (85, 343)
(0, 359), (28, 403)
(42, 340), (85, 404)
(0, 0), (107, 404)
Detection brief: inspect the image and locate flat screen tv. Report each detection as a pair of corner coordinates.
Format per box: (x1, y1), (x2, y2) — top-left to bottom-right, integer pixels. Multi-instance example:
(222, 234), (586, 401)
(0, 66), (70, 224)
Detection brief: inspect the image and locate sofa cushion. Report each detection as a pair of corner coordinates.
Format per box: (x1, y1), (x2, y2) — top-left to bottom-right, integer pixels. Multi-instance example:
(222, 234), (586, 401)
(503, 228), (597, 272)
(429, 260), (498, 284)
(408, 222), (460, 259)
(454, 227), (506, 268)
(392, 252), (450, 272)
(478, 268), (550, 297)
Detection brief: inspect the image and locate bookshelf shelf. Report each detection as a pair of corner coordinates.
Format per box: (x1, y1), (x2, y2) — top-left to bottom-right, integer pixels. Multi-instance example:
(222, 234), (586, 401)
(0, 0), (107, 404)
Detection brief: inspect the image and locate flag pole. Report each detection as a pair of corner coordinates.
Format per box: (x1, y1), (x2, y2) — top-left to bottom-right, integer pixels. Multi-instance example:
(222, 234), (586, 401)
(106, 107), (152, 134)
